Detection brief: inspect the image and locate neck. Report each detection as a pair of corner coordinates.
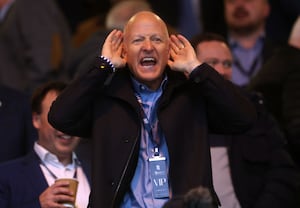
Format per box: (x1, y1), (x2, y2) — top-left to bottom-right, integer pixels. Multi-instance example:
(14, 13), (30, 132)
(58, 154), (73, 166)
(142, 77), (163, 91)
(230, 25), (264, 49)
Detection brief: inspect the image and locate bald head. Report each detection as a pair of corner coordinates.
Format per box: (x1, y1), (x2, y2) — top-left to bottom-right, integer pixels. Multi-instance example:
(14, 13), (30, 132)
(123, 11), (169, 39)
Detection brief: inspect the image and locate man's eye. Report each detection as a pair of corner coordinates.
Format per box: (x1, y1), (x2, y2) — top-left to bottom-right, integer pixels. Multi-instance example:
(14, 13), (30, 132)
(152, 36), (162, 42)
(223, 60), (232, 68)
(205, 59), (219, 66)
(132, 39), (142, 43)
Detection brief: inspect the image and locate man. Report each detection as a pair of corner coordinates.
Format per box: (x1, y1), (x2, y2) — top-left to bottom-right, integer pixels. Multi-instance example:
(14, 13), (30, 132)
(0, 81), (91, 208)
(0, 0), (72, 94)
(191, 32), (300, 208)
(68, 0), (152, 79)
(223, 0), (281, 86)
(248, 16), (300, 166)
(0, 84), (37, 163)
(48, 11), (256, 207)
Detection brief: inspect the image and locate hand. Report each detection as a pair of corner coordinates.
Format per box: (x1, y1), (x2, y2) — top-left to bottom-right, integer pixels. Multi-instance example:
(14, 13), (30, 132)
(39, 180), (75, 208)
(101, 29), (126, 68)
(168, 34), (201, 75)
(289, 16), (300, 49)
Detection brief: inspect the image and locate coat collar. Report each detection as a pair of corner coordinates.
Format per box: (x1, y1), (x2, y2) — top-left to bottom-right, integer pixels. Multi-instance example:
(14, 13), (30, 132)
(104, 66), (187, 110)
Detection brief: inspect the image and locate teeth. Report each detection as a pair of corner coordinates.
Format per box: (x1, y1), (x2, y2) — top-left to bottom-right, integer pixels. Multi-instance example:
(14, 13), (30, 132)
(142, 57), (155, 62)
(59, 135), (72, 140)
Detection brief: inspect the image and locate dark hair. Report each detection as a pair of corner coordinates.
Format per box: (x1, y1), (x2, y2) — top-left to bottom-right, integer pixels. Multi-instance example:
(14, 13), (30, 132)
(163, 186), (215, 208)
(183, 186), (214, 208)
(190, 32), (228, 50)
(31, 81), (67, 114)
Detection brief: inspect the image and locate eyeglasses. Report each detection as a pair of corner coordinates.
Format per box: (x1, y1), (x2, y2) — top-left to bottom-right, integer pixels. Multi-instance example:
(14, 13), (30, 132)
(204, 58), (232, 69)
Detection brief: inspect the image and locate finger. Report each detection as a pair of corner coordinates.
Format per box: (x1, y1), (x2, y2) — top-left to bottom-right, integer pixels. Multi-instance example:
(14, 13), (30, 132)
(170, 41), (180, 53)
(170, 34), (185, 50)
(105, 29), (118, 44)
(56, 194), (75, 204)
(111, 30), (123, 45)
(176, 34), (191, 49)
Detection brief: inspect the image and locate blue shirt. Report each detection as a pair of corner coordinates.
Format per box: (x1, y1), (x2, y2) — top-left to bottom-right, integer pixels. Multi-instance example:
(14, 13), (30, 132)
(121, 76), (170, 208)
(229, 35), (265, 86)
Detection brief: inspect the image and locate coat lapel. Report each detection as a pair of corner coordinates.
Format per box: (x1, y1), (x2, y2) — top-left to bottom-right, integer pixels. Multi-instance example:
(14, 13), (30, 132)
(22, 152), (49, 194)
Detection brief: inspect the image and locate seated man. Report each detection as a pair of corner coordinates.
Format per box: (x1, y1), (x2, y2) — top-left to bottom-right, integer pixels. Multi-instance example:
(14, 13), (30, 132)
(191, 32), (300, 208)
(0, 81), (91, 208)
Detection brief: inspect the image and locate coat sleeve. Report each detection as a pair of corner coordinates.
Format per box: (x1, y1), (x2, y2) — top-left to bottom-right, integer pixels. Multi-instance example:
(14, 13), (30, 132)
(48, 57), (115, 138)
(189, 63), (257, 134)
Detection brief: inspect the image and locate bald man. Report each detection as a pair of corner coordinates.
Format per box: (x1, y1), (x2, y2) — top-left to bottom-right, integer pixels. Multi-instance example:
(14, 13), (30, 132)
(49, 11), (256, 207)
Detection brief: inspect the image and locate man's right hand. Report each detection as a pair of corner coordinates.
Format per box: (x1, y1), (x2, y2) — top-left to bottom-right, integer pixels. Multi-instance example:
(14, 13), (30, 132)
(39, 180), (75, 208)
(101, 29), (126, 69)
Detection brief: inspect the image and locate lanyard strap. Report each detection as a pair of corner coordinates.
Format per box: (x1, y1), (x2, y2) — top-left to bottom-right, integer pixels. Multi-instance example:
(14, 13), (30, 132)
(37, 154), (78, 180)
(233, 53), (261, 77)
(135, 93), (160, 155)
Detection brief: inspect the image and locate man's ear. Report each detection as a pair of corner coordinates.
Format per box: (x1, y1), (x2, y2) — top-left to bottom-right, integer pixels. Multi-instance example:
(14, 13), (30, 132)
(32, 113), (41, 129)
(121, 47), (127, 59)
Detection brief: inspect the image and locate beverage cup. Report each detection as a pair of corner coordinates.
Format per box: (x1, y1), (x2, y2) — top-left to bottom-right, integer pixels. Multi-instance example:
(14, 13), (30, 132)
(55, 178), (78, 208)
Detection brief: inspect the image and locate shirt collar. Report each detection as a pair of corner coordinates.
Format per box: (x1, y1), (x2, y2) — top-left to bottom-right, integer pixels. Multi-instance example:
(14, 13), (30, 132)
(34, 141), (79, 169)
(228, 32), (266, 49)
(131, 74), (168, 95)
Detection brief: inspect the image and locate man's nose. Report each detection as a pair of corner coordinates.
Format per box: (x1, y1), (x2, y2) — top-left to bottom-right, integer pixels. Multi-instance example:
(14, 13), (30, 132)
(142, 40), (154, 50)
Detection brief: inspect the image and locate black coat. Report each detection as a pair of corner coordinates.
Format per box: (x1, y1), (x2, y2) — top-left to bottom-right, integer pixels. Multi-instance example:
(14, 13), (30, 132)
(248, 45), (300, 166)
(48, 57), (256, 207)
(210, 91), (300, 208)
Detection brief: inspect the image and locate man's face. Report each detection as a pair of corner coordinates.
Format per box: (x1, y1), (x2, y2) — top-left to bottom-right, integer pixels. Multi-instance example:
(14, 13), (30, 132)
(122, 12), (170, 90)
(33, 90), (80, 160)
(196, 40), (233, 80)
(224, 0), (270, 34)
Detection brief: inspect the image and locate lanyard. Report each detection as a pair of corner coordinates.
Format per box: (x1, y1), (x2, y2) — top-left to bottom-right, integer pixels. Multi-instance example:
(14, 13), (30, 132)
(135, 93), (161, 156)
(38, 154), (78, 180)
(234, 54), (261, 77)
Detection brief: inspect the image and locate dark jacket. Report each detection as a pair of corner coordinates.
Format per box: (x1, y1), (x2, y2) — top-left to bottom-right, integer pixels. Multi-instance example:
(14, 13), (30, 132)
(210, 91), (300, 208)
(0, 151), (91, 208)
(248, 45), (300, 166)
(0, 85), (37, 163)
(48, 57), (256, 207)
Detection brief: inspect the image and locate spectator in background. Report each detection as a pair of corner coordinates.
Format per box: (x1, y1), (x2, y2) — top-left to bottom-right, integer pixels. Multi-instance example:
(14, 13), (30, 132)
(223, 0), (282, 86)
(0, 0), (72, 94)
(68, 0), (152, 79)
(191, 32), (300, 208)
(0, 84), (37, 163)
(148, 0), (226, 39)
(248, 16), (300, 166)
(0, 81), (91, 208)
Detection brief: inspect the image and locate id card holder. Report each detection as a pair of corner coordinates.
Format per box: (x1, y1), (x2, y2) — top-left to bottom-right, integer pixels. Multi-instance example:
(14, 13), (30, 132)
(149, 156), (169, 198)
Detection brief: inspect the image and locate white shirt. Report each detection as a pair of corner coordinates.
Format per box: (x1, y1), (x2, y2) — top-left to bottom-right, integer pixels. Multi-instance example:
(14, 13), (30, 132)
(34, 142), (90, 208)
(210, 147), (241, 208)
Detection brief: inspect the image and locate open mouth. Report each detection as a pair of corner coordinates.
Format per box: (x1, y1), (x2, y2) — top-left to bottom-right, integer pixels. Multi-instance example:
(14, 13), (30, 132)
(140, 57), (157, 67)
